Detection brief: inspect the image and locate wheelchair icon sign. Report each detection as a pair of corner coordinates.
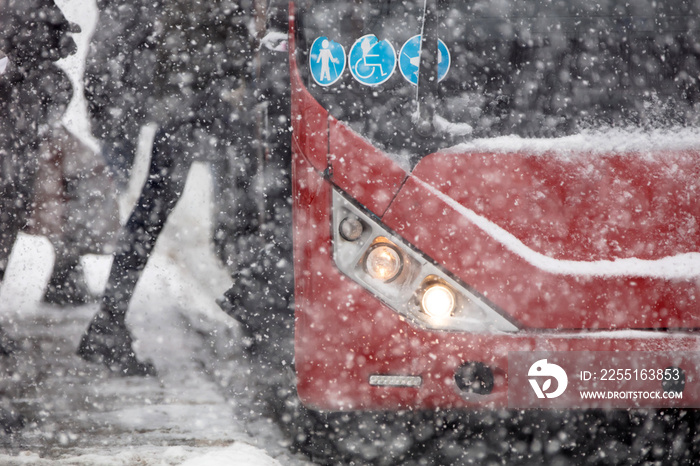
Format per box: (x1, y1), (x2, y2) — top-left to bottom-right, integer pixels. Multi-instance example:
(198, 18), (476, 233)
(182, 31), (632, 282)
(309, 37), (346, 86)
(349, 35), (396, 86)
(399, 35), (450, 85)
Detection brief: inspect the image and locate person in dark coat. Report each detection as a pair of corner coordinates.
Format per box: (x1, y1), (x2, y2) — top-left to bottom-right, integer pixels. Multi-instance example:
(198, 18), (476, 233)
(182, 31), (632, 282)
(0, 0), (79, 344)
(78, 0), (261, 376)
(83, 0), (161, 188)
(217, 0), (294, 368)
(0, 0), (79, 434)
(1, 1), (99, 308)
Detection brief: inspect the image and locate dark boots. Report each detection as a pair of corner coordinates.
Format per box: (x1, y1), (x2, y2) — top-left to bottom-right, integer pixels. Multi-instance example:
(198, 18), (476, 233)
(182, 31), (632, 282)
(77, 310), (156, 377)
(43, 255), (94, 306)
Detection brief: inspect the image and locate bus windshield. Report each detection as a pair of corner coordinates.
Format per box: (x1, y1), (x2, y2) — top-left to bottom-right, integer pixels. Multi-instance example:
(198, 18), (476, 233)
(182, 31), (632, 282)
(295, 0), (700, 160)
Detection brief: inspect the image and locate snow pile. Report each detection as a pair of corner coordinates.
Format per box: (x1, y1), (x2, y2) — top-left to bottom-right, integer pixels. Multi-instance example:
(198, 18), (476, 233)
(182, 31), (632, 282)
(180, 443), (282, 466)
(416, 177), (700, 279)
(448, 127), (700, 157)
(2, 443), (281, 466)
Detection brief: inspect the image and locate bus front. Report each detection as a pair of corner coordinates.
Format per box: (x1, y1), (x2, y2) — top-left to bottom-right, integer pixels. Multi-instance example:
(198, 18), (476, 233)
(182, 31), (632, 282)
(290, 0), (700, 411)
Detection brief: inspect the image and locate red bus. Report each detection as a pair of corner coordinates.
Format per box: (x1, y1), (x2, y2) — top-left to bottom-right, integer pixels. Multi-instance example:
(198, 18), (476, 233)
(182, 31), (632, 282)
(288, 0), (700, 414)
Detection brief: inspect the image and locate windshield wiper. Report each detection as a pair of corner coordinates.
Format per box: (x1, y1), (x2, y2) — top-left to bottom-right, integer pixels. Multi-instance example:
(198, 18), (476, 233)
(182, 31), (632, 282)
(415, 0), (439, 136)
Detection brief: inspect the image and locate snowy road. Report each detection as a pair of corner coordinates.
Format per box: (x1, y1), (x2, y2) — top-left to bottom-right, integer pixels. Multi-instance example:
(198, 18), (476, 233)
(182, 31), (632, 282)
(0, 165), (312, 465)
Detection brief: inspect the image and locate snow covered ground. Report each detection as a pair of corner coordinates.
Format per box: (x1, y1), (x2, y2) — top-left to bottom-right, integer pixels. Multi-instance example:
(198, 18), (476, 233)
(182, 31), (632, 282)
(0, 164), (312, 465)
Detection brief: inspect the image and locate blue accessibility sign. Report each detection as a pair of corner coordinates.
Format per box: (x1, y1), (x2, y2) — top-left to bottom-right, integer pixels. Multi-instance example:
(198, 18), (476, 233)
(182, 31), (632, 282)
(348, 35), (396, 86)
(398, 35), (450, 85)
(309, 37), (346, 86)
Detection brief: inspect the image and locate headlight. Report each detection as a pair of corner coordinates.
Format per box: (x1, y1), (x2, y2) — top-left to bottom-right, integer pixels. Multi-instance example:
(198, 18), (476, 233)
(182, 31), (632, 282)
(332, 188), (518, 333)
(339, 216), (364, 241)
(365, 242), (403, 282)
(421, 282), (456, 319)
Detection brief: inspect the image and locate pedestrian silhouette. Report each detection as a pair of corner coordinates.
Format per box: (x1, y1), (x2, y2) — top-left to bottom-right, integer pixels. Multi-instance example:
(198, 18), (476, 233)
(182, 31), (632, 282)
(317, 39), (339, 82)
(78, 0), (260, 376)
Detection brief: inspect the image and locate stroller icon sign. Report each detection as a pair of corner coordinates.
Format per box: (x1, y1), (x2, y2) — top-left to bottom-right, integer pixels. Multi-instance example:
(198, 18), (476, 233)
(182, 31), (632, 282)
(349, 35), (396, 86)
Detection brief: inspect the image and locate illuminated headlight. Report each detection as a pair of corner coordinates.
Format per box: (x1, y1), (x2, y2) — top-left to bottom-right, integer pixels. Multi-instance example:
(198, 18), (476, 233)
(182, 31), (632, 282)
(421, 283), (456, 319)
(365, 243), (403, 282)
(332, 188), (518, 333)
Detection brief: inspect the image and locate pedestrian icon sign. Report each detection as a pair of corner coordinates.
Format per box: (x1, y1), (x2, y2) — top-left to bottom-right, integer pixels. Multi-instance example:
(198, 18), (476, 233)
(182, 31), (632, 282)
(309, 37), (346, 86)
(399, 35), (450, 85)
(349, 35), (396, 86)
